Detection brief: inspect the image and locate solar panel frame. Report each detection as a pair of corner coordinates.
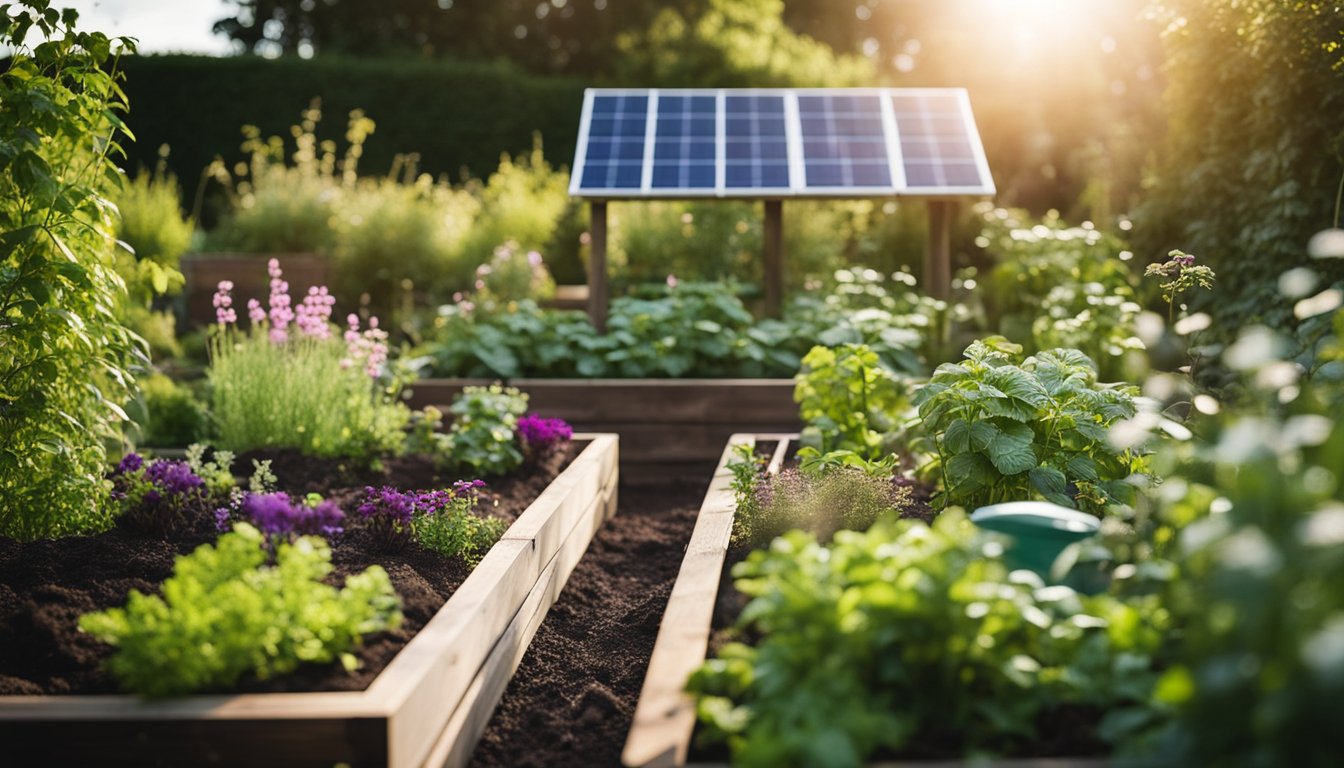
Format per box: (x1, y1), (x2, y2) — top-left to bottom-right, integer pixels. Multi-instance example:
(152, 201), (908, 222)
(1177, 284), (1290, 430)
(568, 87), (996, 200)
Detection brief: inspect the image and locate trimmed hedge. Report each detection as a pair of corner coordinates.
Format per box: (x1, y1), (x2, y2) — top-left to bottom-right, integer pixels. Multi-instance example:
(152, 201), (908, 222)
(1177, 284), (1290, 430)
(119, 54), (585, 186)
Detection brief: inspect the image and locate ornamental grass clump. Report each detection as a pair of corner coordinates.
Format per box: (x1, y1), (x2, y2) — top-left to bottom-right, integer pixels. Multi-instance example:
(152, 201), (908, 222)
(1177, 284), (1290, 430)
(79, 523), (401, 697)
(356, 480), (504, 565)
(207, 259), (409, 460)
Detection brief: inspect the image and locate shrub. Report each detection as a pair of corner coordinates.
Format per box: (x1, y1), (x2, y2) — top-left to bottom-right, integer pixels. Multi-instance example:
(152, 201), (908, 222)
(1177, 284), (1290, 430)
(0, 4), (145, 539)
(113, 167), (192, 303)
(457, 140), (570, 269)
(688, 511), (1168, 765)
(207, 259), (409, 459)
(79, 523), (401, 697)
(794, 343), (908, 460)
(446, 385), (528, 476)
(913, 338), (1146, 514)
(133, 373), (208, 448)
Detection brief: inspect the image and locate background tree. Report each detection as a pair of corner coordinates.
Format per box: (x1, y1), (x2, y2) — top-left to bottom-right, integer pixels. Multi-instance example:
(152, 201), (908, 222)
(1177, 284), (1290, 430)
(1133, 0), (1344, 333)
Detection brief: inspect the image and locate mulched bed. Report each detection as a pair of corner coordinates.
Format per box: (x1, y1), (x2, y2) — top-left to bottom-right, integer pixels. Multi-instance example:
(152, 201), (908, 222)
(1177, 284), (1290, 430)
(470, 482), (705, 768)
(0, 444), (577, 697)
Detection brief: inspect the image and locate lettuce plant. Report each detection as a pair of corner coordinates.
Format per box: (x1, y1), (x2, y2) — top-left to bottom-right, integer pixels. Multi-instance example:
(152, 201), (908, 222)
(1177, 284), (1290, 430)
(207, 259), (409, 460)
(79, 523), (401, 697)
(913, 338), (1145, 514)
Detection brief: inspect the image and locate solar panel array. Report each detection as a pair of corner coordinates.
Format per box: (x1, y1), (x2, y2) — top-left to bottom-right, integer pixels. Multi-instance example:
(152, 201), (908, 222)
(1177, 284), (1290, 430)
(571, 88), (994, 199)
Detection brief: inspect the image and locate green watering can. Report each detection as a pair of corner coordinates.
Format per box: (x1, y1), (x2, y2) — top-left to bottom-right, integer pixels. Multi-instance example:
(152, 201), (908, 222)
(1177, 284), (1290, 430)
(970, 501), (1101, 583)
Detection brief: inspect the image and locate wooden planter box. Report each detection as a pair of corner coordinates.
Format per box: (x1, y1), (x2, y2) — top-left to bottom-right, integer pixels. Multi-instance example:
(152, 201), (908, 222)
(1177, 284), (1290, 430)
(408, 379), (800, 485)
(0, 434), (619, 768)
(180, 253), (331, 329)
(623, 434), (1109, 768)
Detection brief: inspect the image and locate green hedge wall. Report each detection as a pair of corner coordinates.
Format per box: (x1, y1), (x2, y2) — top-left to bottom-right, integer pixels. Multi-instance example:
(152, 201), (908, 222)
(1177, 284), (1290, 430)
(119, 54), (586, 186)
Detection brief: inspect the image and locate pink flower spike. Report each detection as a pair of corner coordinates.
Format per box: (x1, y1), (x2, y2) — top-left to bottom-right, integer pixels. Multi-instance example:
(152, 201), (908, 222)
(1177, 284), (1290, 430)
(247, 298), (265, 324)
(267, 258), (282, 278)
(218, 280), (234, 292)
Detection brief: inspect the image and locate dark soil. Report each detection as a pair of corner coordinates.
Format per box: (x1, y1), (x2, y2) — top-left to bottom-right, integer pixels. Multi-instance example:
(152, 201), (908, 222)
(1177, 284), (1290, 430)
(469, 482), (705, 768)
(0, 444), (577, 696)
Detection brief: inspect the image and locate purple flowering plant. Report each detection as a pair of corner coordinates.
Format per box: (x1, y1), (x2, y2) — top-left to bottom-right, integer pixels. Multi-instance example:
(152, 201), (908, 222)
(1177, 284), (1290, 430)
(110, 453), (213, 535)
(356, 480), (503, 564)
(239, 491), (345, 540)
(517, 414), (573, 456)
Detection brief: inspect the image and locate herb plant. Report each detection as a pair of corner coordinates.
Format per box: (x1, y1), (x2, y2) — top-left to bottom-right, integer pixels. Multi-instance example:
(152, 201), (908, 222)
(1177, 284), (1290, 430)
(913, 338), (1145, 514)
(689, 511), (1168, 765)
(356, 480), (504, 565)
(733, 466), (917, 548)
(240, 492), (345, 540)
(446, 384), (528, 476)
(0, 3), (145, 539)
(794, 343), (907, 461)
(207, 259), (410, 460)
(79, 523), (402, 697)
(107, 454), (212, 535)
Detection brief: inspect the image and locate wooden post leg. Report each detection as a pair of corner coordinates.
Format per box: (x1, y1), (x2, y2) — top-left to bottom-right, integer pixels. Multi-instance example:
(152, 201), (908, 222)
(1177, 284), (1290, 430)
(764, 199), (783, 317)
(588, 201), (608, 333)
(925, 200), (953, 301)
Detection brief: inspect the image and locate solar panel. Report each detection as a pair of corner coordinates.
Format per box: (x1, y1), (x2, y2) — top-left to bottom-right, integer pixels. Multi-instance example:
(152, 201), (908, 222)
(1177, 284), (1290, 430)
(569, 88), (994, 199)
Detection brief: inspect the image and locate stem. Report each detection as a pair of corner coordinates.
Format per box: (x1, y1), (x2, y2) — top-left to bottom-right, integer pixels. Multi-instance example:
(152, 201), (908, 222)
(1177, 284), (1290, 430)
(1334, 165), (1343, 229)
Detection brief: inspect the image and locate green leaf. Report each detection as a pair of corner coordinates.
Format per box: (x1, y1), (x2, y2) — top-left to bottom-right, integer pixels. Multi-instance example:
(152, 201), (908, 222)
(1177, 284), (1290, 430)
(987, 422), (1036, 475)
(1066, 454), (1100, 482)
(1029, 466), (1068, 496)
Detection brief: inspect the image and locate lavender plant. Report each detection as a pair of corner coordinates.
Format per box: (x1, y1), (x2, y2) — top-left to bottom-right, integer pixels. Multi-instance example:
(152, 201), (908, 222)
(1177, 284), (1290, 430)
(239, 492), (345, 540)
(207, 259), (409, 460)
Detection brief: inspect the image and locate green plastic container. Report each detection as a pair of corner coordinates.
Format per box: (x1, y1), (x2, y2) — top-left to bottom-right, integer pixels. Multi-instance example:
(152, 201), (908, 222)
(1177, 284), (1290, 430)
(970, 501), (1101, 581)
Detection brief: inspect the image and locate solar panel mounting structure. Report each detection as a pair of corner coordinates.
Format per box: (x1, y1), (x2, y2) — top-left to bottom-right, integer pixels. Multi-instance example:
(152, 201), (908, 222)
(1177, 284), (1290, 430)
(569, 88), (995, 331)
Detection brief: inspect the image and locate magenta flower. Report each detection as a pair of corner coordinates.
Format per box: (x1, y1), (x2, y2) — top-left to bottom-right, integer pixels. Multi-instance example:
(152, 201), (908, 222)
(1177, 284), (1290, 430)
(213, 282), (236, 326)
(518, 414), (574, 454)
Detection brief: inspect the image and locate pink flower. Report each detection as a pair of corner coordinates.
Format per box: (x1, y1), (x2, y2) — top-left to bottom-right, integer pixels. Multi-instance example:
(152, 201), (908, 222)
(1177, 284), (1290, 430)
(666, 274), (679, 289)
(527, 251), (543, 268)
(212, 283), (235, 326)
(247, 298), (265, 324)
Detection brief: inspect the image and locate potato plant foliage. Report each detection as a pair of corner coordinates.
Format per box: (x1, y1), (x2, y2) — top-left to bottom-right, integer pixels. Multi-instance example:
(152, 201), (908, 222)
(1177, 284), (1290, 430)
(914, 338), (1143, 514)
(0, 2), (145, 538)
(80, 523), (401, 697)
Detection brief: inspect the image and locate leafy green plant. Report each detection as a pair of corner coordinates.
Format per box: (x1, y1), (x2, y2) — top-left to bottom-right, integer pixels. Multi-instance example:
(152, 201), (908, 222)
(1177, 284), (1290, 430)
(0, 3), (146, 539)
(113, 166), (192, 303)
(446, 384), (528, 476)
(913, 338), (1145, 514)
(1127, 315), (1344, 765)
(79, 522), (401, 697)
(688, 511), (1168, 765)
(794, 343), (908, 461)
(207, 261), (409, 460)
(132, 373), (208, 447)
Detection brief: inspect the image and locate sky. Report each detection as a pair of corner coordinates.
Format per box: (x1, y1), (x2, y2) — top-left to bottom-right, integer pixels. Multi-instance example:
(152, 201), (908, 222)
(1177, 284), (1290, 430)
(63, 0), (233, 54)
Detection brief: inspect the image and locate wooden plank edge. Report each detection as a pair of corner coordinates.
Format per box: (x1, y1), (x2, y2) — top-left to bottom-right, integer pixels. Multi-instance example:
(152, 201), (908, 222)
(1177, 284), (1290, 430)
(377, 436), (618, 767)
(419, 478), (620, 768)
(621, 434), (758, 768)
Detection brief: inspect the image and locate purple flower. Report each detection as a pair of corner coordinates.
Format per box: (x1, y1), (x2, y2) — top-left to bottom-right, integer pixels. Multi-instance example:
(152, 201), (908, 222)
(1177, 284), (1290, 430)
(214, 507), (232, 532)
(116, 453), (144, 475)
(242, 492), (345, 539)
(144, 459), (206, 496)
(1172, 252), (1196, 267)
(517, 414), (573, 453)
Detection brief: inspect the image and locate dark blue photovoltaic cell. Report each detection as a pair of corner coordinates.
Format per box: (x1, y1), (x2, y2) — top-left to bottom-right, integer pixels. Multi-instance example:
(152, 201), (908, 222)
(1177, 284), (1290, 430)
(891, 93), (987, 189)
(797, 94), (891, 188)
(723, 94), (791, 189)
(651, 93), (717, 190)
(578, 94), (649, 190)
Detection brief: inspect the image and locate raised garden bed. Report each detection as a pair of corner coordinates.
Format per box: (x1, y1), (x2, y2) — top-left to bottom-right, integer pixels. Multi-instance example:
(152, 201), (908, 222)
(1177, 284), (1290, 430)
(623, 434), (1109, 768)
(408, 379), (800, 485)
(0, 433), (618, 768)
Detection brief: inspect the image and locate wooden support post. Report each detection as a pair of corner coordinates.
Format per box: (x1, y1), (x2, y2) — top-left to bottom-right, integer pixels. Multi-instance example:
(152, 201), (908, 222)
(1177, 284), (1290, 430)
(588, 200), (609, 333)
(925, 200), (953, 301)
(763, 199), (783, 317)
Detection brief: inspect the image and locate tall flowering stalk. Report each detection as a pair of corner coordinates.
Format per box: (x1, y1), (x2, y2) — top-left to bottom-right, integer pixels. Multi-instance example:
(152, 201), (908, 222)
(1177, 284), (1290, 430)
(207, 259), (409, 459)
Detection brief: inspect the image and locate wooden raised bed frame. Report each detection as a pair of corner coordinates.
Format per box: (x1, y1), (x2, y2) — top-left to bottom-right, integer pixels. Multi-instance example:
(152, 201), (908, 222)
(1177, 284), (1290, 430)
(623, 434), (1108, 768)
(0, 434), (619, 768)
